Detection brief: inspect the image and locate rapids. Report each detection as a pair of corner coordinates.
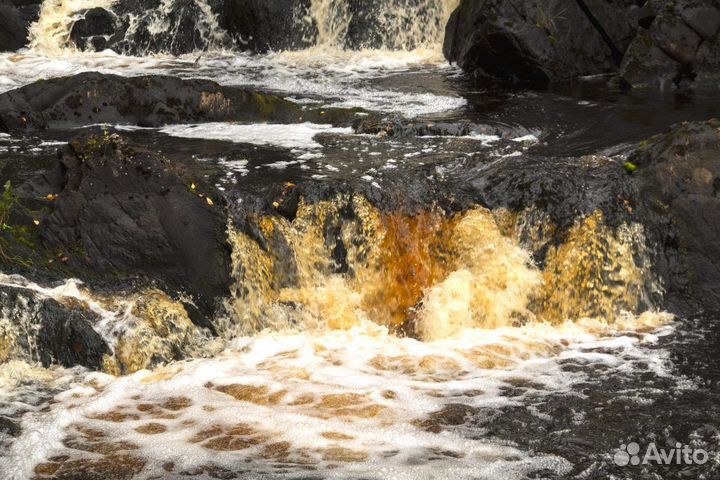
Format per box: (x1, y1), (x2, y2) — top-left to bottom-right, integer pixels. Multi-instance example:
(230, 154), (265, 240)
(1, 0), (720, 479)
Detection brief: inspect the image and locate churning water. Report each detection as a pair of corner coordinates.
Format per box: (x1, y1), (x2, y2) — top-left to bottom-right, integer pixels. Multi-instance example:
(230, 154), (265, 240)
(1, 1), (720, 479)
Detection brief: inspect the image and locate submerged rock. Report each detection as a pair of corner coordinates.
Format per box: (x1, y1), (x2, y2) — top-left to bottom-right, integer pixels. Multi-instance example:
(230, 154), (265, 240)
(224, 145), (657, 335)
(632, 119), (720, 312)
(353, 115), (537, 140)
(0, 0), (41, 52)
(443, 0), (638, 87)
(0, 72), (306, 133)
(0, 416), (20, 437)
(0, 284), (110, 369)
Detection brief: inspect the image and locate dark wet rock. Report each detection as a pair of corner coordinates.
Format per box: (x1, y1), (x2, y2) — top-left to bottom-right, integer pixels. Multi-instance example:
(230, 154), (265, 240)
(631, 119), (720, 313)
(220, 0), (432, 53)
(0, 416), (21, 436)
(0, 72), (305, 133)
(468, 154), (637, 231)
(221, 0), (313, 53)
(619, 0), (720, 88)
(228, 148), (639, 252)
(0, 0), (41, 52)
(620, 0), (720, 87)
(445, 0), (720, 89)
(443, 0), (639, 87)
(354, 115), (537, 140)
(69, 8), (118, 52)
(0, 284), (110, 369)
(113, 0), (231, 55)
(25, 133), (234, 324)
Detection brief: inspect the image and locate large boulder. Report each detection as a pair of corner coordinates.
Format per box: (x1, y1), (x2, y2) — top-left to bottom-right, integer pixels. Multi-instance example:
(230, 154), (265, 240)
(631, 119), (720, 313)
(0, 131), (234, 326)
(620, 0), (720, 88)
(0, 0), (41, 52)
(31, 133), (234, 322)
(0, 72), (305, 133)
(443, 0), (639, 87)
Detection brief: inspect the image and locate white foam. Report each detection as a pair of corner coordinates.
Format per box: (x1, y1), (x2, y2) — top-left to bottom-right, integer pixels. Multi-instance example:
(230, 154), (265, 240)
(512, 134), (539, 143)
(0, 316), (676, 480)
(160, 122), (353, 150)
(0, 51), (467, 117)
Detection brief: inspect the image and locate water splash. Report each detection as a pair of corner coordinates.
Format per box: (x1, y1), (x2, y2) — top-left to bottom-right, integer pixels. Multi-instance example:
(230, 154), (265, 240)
(29, 0), (118, 55)
(0, 316), (673, 480)
(223, 194), (663, 340)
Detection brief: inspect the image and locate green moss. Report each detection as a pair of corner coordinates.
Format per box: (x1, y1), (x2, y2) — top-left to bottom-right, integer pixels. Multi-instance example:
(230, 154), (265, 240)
(73, 129), (115, 162)
(623, 161), (638, 174)
(252, 92), (283, 120)
(0, 181), (35, 266)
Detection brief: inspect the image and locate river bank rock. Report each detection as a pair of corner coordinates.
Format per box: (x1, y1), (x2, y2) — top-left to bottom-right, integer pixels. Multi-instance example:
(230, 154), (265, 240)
(0, 72), (305, 133)
(44, 133), (232, 320)
(631, 119), (720, 313)
(0, 133), (234, 327)
(0, 0), (41, 52)
(0, 284), (110, 369)
(444, 0), (720, 89)
(443, 0), (638, 87)
(620, 0), (720, 88)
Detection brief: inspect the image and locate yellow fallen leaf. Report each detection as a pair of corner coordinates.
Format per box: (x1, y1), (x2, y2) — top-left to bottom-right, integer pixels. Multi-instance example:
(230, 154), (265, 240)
(33, 220), (40, 226)
(190, 183), (197, 191)
(46, 194), (57, 201)
(272, 201), (280, 209)
(206, 197), (214, 206)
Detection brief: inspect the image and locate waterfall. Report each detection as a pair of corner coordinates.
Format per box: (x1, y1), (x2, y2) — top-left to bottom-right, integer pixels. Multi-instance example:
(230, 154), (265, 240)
(307, 0), (460, 51)
(27, 0), (459, 55)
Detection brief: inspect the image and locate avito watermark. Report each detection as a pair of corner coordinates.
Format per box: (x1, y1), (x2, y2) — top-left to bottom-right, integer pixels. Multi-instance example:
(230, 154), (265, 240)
(614, 442), (709, 467)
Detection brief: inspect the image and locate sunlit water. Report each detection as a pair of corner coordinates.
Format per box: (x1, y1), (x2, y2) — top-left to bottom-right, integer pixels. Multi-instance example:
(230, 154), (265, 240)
(2, 1), (720, 479)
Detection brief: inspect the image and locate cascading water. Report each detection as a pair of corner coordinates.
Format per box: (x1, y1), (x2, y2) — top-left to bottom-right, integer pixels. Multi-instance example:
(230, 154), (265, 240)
(0, 188), (677, 479)
(27, 0), (459, 55)
(28, 0), (230, 55)
(3, 0), (718, 477)
(306, 0), (460, 50)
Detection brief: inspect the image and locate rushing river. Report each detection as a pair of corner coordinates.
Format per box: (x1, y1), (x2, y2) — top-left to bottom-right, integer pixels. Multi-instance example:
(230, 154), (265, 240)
(1, 1), (720, 479)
